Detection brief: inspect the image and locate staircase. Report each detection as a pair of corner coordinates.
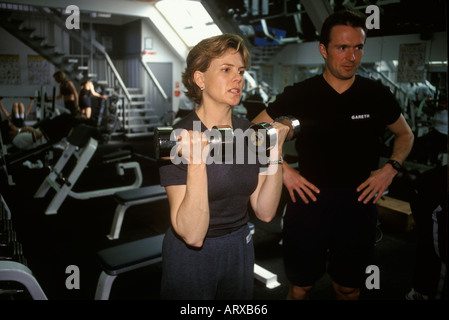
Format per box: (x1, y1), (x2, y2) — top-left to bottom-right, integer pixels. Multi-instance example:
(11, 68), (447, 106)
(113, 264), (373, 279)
(118, 88), (161, 138)
(0, 8), (83, 81)
(0, 5), (162, 138)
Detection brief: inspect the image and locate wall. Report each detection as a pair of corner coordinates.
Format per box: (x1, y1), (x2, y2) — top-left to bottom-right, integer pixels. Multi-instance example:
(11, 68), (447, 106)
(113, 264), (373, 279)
(0, 27), (56, 115)
(141, 18), (185, 114)
(269, 32), (447, 92)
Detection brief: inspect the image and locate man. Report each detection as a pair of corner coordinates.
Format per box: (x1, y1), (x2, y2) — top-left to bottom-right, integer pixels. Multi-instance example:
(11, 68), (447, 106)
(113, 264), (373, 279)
(252, 10), (414, 300)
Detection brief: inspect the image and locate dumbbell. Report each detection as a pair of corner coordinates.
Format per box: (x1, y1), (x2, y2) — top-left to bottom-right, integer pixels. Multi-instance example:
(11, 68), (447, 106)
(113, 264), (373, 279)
(0, 206), (9, 221)
(247, 116), (300, 154)
(246, 122), (278, 155)
(0, 219), (13, 233)
(1, 230), (17, 246)
(0, 241), (23, 261)
(275, 115), (301, 138)
(154, 125), (234, 159)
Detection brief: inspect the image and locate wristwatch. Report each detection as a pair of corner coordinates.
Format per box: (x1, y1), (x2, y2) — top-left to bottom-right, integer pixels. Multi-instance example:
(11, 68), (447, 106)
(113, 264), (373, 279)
(268, 156), (284, 165)
(387, 159), (402, 172)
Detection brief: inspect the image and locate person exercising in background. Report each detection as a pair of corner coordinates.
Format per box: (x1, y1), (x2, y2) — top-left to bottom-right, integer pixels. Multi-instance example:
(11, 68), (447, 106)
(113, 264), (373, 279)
(252, 10), (414, 300)
(79, 79), (107, 119)
(53, 71), (79, 117)
(1, 113), (78, 150)
(0, 96), (35, 128)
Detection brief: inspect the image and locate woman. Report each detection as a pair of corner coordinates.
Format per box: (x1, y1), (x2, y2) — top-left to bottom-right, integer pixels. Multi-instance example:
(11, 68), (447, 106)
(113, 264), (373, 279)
(158, 33), (289, 300)
(1, 113), (78, 150)
(0, 97), (34, 128)
(53, 71), (79, 117)
(79, 79), (107, 119)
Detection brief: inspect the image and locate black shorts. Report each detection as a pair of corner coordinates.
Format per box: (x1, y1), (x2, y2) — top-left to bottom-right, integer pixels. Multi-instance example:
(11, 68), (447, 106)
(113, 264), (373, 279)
(64, 100), (80, 117)
(282, 188), (378, 288)
(11, 117), (24, 128)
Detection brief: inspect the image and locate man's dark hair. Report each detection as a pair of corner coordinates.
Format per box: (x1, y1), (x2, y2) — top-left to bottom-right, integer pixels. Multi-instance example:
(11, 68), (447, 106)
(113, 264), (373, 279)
(319, 10), (368, 47)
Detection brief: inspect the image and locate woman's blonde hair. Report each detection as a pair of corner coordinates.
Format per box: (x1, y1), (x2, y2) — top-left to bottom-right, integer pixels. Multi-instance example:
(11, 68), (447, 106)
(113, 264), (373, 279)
(53, 71), (66, 82)
(182, 33), (250, 105)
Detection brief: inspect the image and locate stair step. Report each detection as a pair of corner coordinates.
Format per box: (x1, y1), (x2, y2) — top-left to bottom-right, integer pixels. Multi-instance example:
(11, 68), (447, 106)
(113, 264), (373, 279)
(8, 17), (24, 26)
(130, 94), (146, 99)
(127, 88), (142, 93)
(125, 132), (155, 138)
(119, 116), (158, 122)
(129, 101), (149, 107)
(41, 43), (55, 49)
(125, 123), (160, 130)
(20, 26), (35, 34)
(30, 35), (45, 41)
(119, 108), (156, 115)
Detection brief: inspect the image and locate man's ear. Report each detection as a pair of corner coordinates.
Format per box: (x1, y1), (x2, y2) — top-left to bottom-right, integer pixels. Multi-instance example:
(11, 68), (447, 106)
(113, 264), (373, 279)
(193, 71), (204, 89)
(318, 43), (327, 60)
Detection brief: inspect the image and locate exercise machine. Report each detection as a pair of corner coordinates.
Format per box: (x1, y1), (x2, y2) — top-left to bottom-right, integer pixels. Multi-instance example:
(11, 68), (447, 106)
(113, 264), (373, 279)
(34, 124), (143, 215)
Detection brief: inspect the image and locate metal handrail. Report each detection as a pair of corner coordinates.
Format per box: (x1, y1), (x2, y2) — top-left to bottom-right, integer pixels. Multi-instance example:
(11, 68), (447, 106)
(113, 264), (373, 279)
(37, 6), (132, 131)
(140, 59), (168, 101)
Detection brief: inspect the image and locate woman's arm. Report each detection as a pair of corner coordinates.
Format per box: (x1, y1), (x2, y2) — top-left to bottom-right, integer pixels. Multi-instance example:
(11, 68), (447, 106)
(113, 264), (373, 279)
(25, 97), (34, 116)
(249, 122), (289, 222)
(89, 83), (107, 100)
(0, 99), (11, 118)
(165, 130), (210, 248)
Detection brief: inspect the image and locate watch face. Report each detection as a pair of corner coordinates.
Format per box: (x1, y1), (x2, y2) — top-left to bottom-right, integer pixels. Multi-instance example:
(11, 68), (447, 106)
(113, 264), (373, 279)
(389, 160), (401, 171)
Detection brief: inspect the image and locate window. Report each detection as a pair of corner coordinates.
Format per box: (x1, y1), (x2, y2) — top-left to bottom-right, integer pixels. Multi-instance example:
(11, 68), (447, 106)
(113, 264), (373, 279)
(155, 0), (222, 48)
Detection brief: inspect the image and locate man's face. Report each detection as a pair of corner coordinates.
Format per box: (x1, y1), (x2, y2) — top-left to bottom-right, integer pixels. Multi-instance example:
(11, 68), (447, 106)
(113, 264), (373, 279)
(319, 25), (366, 81)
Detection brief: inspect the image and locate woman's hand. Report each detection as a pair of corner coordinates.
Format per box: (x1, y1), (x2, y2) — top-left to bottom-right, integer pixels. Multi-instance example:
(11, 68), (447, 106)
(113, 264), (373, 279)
(177, 129), (210, 165)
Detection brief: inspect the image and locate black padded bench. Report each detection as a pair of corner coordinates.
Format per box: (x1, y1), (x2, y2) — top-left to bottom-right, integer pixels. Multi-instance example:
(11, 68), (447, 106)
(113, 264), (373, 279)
(107, 185), (167, 240)
(94, 234), (164, 300)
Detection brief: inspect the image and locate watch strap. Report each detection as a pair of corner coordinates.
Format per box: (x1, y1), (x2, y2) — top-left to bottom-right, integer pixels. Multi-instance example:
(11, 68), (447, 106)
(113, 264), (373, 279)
(387, 159), (402, 172)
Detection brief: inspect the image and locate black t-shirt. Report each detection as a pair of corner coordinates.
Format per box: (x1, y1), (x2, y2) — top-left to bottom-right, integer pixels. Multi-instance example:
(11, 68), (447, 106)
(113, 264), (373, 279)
(159, 111), (262, 237)
(266, 74), (401, 188)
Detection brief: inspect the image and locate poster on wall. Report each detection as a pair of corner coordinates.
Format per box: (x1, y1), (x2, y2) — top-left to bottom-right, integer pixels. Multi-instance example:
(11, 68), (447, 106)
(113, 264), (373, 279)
(397, 43), (427, 83)
(28, 55), (51, 85)
(0, 54), (21, 85)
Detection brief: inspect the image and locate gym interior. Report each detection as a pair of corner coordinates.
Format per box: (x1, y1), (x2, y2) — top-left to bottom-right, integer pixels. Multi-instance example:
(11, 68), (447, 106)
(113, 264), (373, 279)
(0, 0), (447, 307)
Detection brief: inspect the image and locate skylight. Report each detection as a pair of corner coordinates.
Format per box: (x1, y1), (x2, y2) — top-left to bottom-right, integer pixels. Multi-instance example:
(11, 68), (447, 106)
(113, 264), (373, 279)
(155, 0), (222, 48)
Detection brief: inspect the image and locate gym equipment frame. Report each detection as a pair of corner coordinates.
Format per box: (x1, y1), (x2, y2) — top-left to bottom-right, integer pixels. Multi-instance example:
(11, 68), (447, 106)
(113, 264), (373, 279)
(34, 125), (143, 215)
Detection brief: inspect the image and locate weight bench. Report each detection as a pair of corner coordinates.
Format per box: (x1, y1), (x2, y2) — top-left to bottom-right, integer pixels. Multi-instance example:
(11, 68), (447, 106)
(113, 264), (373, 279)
(0, 260), (47, 300)
(34, 124), (143, 215)
(107, 185), (167, 240)
(94, 234), (164, 300)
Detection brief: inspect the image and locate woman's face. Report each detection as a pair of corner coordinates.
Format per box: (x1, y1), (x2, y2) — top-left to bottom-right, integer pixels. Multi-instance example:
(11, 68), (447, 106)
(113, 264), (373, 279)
(195, 48), (245, 107)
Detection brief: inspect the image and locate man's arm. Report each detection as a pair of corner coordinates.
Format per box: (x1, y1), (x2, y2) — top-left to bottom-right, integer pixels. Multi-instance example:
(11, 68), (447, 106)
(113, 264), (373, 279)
(386, 114), (415, 165)
(357, 114), (414, 204)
